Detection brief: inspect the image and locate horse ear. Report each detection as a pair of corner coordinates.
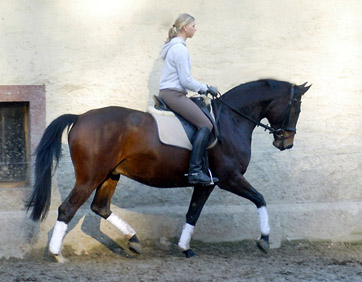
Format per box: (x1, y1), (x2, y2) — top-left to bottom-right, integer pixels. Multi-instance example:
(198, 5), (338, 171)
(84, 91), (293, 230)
(296, 82), (312, 95)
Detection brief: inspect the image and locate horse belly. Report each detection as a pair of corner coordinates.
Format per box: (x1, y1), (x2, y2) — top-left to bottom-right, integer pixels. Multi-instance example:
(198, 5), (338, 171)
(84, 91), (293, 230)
(113, 145), (191, 188)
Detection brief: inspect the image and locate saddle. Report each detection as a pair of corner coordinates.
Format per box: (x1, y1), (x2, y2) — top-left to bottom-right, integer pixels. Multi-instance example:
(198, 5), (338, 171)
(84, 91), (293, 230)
(148, 95), (218, 150)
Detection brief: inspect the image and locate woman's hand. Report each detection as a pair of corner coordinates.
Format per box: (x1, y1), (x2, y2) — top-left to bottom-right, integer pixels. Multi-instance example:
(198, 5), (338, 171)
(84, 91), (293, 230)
(207, 85), (218, 97)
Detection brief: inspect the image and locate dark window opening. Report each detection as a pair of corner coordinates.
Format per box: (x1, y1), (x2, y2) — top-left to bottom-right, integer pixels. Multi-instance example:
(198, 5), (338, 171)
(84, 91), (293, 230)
(0, 102), (29, 184)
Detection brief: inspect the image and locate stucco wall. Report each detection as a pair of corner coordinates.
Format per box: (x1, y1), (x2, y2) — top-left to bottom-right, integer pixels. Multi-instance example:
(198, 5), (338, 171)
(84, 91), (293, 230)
(1, 0), (362, 258)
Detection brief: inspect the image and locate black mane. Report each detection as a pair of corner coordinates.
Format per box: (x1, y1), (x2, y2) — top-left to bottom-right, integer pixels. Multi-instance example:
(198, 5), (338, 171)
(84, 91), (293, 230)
(224, 79), (289, 96)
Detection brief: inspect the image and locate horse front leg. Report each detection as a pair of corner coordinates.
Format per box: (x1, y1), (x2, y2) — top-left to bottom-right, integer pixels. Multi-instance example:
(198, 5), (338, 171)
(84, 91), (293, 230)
(179, 184), (215, 258)
(219, 174), (270, 253)
(256, 206), (270, 253)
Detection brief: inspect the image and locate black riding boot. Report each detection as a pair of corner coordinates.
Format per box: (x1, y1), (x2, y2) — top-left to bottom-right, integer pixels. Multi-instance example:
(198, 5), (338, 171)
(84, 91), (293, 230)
(188, 127), (218, 185)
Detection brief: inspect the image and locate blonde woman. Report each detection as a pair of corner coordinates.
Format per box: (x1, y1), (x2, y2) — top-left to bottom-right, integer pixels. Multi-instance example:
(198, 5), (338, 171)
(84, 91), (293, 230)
(159, 13), (218, 185)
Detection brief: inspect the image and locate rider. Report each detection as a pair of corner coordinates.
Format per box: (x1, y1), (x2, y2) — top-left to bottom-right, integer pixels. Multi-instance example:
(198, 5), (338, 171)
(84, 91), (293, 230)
(159, 13), (218, 185)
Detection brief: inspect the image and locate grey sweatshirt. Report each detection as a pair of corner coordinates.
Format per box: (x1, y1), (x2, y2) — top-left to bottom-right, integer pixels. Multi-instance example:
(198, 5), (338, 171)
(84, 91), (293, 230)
(159, 37), (207, 94)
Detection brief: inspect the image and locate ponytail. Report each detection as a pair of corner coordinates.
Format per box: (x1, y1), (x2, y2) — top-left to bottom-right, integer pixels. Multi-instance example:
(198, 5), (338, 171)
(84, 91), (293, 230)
(167, 25), (178, 43)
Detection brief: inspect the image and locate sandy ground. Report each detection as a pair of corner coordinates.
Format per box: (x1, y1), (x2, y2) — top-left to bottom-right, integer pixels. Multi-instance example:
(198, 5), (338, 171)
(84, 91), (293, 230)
(1, 239), (362, 282)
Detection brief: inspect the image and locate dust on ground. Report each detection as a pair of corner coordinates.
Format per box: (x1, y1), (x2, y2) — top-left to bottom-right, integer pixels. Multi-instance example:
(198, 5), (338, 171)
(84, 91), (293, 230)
(1, 240), (362, 282)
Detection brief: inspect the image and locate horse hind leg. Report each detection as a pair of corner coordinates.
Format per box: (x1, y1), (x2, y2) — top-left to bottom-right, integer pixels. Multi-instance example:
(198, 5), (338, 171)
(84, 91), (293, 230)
(90, 173), (142, 255)
(49, 180), (98, 262)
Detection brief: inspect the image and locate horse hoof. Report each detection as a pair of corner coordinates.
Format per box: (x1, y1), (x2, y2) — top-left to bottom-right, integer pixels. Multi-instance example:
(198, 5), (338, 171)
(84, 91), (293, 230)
(128, 235), (142, 254)
(183, 249), (197, 258)
(51, 253), (68, 263)
(256, 235), (270, 254)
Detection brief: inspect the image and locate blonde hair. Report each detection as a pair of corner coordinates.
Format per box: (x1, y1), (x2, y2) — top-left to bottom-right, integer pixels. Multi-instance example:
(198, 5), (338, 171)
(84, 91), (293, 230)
(166, 13), (195, 43)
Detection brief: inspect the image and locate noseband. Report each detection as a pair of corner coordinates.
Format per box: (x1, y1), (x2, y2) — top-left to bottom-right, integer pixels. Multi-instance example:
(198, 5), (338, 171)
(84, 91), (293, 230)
(213, 84), (297, 141)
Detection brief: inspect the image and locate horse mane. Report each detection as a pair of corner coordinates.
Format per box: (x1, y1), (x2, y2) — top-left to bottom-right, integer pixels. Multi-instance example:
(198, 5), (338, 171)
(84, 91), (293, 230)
(219, 79), (291, 118)
(224, 79), (288, 96)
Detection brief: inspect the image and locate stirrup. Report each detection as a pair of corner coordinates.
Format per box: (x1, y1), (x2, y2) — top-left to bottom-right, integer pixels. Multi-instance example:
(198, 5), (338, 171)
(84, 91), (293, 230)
(207, 169), (216, 185)
(207, 169), (219, 185)
(188, 172), (210, 185)
(187, 171), (211, 185)
(186, 170), (218, 186)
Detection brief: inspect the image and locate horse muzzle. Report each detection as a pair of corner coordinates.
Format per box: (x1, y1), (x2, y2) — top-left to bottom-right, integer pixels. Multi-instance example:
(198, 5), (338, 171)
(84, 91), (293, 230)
(272, 130), (295, 151)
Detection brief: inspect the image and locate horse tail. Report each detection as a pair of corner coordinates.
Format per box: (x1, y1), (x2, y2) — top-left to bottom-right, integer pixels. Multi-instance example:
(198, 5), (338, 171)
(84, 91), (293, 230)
(25, 114), (79, 221)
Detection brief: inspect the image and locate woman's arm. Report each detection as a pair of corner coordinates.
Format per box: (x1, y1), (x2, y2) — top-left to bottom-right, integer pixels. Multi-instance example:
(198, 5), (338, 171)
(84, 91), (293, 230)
(173, 45), (208, 93)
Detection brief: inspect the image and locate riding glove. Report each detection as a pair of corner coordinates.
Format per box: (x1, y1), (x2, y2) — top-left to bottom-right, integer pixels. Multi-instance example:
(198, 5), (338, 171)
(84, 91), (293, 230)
(198, 85), (218, 96)
(207, 85), (218, 97)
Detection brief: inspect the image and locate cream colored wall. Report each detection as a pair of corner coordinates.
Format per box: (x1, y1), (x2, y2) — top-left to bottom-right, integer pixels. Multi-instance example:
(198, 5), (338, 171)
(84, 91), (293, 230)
(1, 0), (362, 258)
(1, 1), (361, 119)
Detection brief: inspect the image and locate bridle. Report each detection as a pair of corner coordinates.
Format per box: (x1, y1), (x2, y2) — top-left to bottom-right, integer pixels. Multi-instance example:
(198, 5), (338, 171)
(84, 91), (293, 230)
(271, 85), (298, 141)
(212, 84), (298, 141)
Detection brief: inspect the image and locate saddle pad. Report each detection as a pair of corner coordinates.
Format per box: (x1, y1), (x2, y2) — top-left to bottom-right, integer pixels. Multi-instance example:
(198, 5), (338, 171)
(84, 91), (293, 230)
(148, 106), (193, 150)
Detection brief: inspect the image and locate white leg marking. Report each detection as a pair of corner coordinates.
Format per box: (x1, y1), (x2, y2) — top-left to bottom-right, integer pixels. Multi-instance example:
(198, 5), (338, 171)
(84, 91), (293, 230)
(49, 221), (68, 255)
(107, 213), (136, 237)
(258, 206), (270, 235)
(178, 223), (195, 251)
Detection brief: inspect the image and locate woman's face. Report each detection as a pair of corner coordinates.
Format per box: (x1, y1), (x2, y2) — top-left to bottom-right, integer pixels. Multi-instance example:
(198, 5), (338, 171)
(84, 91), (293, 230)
(184, 21), (197, 38)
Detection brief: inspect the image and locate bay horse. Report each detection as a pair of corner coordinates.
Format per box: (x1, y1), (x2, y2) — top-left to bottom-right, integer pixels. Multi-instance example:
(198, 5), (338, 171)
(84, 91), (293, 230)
(26, 79), (310, 262)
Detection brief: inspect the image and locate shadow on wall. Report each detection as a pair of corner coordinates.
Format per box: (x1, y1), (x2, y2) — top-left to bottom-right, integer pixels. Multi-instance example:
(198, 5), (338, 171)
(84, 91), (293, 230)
(146, 57), (163, 109)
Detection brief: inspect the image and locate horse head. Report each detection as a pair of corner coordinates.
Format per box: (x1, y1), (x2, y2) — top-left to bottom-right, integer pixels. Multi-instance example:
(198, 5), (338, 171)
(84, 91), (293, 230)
(266, 82), (311, 151)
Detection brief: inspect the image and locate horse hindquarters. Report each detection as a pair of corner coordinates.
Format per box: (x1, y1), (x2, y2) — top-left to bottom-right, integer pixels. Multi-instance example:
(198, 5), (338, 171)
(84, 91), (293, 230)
(49, 109), (145, 258)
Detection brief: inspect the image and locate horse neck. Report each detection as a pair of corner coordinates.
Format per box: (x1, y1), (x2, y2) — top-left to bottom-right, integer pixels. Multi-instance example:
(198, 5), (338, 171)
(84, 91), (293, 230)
(217, 87), (272, 129)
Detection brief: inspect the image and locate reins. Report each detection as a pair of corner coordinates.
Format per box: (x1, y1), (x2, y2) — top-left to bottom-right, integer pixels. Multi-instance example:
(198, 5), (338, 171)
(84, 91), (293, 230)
(211, 84), (296, 136)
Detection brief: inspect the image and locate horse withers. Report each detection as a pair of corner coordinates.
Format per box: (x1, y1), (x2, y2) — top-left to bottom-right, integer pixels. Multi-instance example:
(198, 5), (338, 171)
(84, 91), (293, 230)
(26, 79), (310, 261)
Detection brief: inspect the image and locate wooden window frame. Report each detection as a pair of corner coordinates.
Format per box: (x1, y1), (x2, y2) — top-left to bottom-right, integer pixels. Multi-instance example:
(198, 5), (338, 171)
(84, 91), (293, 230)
(0, 86), (46, 187)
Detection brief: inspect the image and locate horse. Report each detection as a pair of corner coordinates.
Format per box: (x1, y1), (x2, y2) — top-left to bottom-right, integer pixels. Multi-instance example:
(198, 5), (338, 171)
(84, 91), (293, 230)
(26, 79), (310, 262)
